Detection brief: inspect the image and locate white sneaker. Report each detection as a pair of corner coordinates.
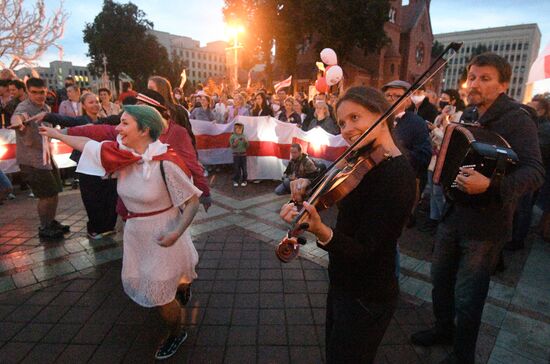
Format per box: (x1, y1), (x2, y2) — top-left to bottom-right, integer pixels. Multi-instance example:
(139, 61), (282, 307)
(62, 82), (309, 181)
(233, 182), (239, 187)
(241, 181), (247, 187)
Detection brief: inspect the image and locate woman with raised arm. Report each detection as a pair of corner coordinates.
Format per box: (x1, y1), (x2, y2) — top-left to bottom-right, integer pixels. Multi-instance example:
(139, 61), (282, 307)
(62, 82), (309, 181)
(40, 105), (201, 360)
(280, 87), (416, 363)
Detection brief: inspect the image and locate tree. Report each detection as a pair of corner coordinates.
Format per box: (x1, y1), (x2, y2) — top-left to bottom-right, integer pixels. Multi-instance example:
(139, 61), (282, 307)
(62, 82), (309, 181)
(84, 0), (174, 92)
(431, 40), (445, 59)
(458, 44), (489, 87)
(304, 0), (390, 62)
(223, 0), (390, 88)
(0, 0), (67, 69)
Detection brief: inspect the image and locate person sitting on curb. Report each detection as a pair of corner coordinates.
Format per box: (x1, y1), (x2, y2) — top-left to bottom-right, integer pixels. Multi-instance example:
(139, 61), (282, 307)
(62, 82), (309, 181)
(275, 143), (319, 195)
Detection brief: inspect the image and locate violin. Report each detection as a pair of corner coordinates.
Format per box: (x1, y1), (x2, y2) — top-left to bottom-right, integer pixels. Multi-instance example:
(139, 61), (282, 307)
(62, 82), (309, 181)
(276, 42), (463, 263)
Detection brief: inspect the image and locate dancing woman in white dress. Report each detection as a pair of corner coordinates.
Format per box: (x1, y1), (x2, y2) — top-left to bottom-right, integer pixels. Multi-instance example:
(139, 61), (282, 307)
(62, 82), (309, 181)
(40, 105), (200, 360)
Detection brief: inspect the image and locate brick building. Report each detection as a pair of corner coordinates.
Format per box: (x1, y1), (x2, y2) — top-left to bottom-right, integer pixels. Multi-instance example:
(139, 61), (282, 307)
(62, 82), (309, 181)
(291, 0), (437, 93)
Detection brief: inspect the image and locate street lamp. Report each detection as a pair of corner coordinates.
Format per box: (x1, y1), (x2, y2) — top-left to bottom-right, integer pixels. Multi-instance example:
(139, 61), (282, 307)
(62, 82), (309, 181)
(225, 25), (244, 88)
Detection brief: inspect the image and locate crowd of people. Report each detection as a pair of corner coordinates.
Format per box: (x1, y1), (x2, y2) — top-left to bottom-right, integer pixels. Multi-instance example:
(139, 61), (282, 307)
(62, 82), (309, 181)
(1, 50), (550, 363)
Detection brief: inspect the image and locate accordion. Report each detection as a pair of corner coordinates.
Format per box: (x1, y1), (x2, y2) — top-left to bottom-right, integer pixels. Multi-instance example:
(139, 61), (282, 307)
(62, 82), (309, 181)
(433, 123), (519, 207)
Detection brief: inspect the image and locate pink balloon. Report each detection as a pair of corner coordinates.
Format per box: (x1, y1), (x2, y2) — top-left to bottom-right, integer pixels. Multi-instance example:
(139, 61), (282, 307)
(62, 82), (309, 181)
(320, 48), (338, 66)
(326, 65), (343, 86)
(315, 77), (329, 93)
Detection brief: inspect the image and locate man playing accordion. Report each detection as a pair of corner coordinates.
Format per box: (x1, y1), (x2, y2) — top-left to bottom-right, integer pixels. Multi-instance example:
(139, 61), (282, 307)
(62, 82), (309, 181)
(411, 53), (544, 363)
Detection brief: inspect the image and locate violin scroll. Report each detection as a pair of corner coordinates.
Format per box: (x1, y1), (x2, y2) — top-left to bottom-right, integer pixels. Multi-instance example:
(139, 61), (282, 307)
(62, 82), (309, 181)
(275, 236), (307, 263)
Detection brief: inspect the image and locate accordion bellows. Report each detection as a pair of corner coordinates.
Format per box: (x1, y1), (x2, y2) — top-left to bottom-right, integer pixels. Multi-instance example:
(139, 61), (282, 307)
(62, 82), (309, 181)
(433, 123), (519, 207)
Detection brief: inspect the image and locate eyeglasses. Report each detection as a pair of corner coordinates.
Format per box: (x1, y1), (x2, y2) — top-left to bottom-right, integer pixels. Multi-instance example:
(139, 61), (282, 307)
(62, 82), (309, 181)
(384, 93), (404, 100)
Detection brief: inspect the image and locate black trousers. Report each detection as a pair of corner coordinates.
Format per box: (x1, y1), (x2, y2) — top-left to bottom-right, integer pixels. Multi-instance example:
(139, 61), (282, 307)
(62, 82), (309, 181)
(325, 287), (396, 364)
(232, 155), (247, 183)
(78, 173), (118, 234)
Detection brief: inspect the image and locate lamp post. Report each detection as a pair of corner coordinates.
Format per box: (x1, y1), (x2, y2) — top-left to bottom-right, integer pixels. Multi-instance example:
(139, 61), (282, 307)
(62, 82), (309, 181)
(225, 25), (244, 88)
(101, 55), (109, 89)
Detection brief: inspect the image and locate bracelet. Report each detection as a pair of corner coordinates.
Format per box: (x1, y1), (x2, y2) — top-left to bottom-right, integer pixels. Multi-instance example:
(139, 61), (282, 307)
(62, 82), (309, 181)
(316, 228), (333, 246)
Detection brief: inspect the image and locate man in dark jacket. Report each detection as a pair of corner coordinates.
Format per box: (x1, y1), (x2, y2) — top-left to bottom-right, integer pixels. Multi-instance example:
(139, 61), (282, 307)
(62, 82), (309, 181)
(408, 85), (439, 123)
(275, 143), (318, 195)
(382, 80), (432, 177)
(411, 53), (544, 364)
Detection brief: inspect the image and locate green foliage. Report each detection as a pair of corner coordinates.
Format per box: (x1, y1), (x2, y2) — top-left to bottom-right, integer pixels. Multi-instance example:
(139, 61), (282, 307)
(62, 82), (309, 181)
(223, 0), (390, 84)
(83, 0), (183, 91)
(432, 40), (445, 59)
(458, 44), (490, 86)
(304, 0), (390, 60)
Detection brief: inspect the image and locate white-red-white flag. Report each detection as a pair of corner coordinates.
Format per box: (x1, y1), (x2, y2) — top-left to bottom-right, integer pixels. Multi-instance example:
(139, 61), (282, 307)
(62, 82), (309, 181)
(179, 69), (187, 89)
(247, 69), (252, 89)
(274, 75), (292, 93)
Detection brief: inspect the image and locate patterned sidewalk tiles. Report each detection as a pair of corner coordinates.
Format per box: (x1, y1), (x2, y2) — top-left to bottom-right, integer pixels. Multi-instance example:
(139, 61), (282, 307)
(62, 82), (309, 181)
(0, 170), (549, 363)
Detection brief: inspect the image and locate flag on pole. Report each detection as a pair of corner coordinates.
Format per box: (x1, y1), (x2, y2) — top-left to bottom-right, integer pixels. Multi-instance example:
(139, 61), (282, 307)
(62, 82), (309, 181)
(247, 69), (252, 89)
(179, 69), (187, 89)
(274, 75), (292, 93)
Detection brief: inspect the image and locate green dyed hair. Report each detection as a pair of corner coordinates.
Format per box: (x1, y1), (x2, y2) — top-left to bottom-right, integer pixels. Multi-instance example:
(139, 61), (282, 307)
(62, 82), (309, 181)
(122, 105), (166, 140)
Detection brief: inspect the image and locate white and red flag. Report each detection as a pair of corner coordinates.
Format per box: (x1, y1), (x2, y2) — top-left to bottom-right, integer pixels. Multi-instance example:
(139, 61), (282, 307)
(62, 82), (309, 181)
(273, 75), (292, 93)
(190, 116), (346, 180)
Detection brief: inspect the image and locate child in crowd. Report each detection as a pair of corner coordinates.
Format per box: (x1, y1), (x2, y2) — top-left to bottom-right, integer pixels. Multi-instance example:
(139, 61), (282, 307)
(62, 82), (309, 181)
(229, 122), (249, 187)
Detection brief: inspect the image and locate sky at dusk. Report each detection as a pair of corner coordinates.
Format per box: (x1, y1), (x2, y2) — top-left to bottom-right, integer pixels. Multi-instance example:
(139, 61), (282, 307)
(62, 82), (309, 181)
(29, 0), (550, 68)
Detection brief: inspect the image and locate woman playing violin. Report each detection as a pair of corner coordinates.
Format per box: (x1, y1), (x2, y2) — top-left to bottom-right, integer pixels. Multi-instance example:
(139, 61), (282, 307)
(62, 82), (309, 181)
(280, 87), (416, 363)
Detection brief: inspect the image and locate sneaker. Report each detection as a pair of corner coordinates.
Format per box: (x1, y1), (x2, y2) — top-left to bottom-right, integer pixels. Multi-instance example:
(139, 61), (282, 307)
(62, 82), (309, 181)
(51, 220), (70, 233)
(241, 181), (247, 187)
(87, 232), (105, 240)
(28, 191), (35, 198)
(100, 230), (116, 238)
(176, 285), (192, 306)
(38, 225), (64, 240)
(154, 330), (188, 360)
(71, 179), (79, 190)
(233, 182), (239, 187)
(410, 327), (453, 347)
(7, 193), (15, 200)
(252, 180), (261, 184)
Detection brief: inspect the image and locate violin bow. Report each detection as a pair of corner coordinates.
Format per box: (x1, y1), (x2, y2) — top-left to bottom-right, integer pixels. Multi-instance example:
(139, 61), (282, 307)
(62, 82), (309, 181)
(284, 42), (463, 240)
(308, 42), (464, 194)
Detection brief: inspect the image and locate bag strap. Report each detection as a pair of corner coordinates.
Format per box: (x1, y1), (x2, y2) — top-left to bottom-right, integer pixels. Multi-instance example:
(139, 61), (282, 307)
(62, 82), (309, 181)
(160, 160), (167, 188)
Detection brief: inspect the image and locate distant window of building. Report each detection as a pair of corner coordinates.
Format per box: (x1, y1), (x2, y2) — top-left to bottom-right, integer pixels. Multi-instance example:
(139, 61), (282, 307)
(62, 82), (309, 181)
(493, 44), (498, 51)
(209, 64), (212, 70)
(512, 43), (516, 50)
(192, 71), (196, 77)
(518, 43), (523, 50)
(506, 43), (510, 51)
(390, 63), (395, 75)
(524, 43), (529, 50)
(192, 61), (195, 67)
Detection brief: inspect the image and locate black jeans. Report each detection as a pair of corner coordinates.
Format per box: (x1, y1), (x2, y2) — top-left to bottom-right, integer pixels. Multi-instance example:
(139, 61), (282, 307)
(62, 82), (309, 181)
(325, 287), (396, 363)
(512, 191), (534, 243)
(431, 221), (501, 364)
(78, 173), (118, 234)
(232, 155), (247, 183)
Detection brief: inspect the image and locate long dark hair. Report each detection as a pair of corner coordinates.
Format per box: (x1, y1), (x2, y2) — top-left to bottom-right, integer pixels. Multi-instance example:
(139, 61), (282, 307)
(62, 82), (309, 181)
(336, 86), (394, 130)
(148, 75), (196, 149)
(252, 92), (270, 116)
(442, 88), (465, 112)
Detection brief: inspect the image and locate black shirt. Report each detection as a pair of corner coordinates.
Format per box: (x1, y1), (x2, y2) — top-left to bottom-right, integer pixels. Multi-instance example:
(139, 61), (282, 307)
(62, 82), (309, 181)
(318, 155), (416, 302)
(450, 93), (545, 241)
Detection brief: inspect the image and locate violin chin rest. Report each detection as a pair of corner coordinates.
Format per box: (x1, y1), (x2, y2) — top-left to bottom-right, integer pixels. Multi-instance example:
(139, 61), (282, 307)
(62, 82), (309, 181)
(275, 238), (300, 263)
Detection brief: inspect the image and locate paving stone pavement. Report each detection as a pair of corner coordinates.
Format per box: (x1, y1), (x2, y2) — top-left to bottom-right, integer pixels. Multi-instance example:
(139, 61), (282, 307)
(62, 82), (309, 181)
(0, 170), (548, 363)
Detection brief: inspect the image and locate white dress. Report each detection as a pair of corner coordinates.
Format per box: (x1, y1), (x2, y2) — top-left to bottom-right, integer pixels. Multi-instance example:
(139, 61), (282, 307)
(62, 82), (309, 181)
(77, 138), (202, 307)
